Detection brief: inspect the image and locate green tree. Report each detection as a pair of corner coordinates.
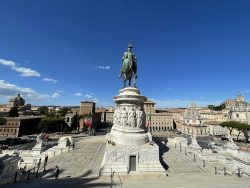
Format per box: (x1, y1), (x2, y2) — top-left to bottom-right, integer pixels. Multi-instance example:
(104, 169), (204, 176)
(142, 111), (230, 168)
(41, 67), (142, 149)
(208, 103), (225, 111)
(220, 121), (250, 142)
(9, 107), (19, 117)
(38, 116), (68, 133)
(59, 107), (70, 116)
(0, 117), (6, 125)
(243, 129), (250, 143)
(38, 106), (49, 115)
(71, 114), (79, 131)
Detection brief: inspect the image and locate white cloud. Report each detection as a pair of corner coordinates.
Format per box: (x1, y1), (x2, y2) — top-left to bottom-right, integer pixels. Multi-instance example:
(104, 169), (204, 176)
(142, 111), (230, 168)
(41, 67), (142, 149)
(51, 92), (60, 98)
(74, 92), (82, 97)
(11, 66), (41, 77)
(56, 90), (63, 93)
(0, 58), (41, 77)
(151, 98), (222, 108)
(0, 80), (59, 102)
(42, 78), (58, 83)
(85, 94), (93, 98)
(93, 98), (99, 103)
(0, 59), (16, 67)
(94, 65), (111, 70)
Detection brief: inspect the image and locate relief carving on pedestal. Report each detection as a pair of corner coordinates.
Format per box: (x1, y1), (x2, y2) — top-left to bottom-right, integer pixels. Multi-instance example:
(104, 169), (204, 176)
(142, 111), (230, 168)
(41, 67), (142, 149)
(128, 146), (139, 154)
(136, 107), (143, 128)
(128, 107), (136, 128)
(113, 106), (146, 128)
(121, 106), (128, 126)
(107, 151), (125, 163)
(139, 153), (157, 164)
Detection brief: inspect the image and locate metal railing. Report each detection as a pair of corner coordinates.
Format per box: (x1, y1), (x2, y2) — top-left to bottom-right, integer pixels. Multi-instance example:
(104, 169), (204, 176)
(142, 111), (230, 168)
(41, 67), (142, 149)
(110, 168), (122, 188)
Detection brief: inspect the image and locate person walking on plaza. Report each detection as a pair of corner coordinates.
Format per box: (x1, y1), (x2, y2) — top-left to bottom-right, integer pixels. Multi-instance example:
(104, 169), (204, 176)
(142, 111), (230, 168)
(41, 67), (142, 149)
(43, 155), (48, 172)
(35, 158), (41, 178)
(54, 165), (59, 180)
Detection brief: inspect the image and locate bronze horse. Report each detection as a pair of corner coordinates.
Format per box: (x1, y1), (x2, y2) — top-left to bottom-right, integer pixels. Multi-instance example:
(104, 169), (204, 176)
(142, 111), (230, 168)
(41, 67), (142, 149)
(119, 58), (137, 88)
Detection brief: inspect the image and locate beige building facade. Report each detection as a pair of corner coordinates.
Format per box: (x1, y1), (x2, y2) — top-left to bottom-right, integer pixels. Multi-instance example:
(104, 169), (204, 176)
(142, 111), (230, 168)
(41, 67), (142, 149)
(143, 99), (174, 131)
(0, 116), (43, 138)
(80, 101), (95, 115)
(0, 94), (30, 113)
(177, 104), (208, 136)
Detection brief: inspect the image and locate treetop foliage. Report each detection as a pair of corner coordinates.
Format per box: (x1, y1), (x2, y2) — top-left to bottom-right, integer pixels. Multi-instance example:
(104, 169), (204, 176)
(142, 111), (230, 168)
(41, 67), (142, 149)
(0, 117), (6, 125)
(220, 121), (250, 130)
(208, 103), (226, 111)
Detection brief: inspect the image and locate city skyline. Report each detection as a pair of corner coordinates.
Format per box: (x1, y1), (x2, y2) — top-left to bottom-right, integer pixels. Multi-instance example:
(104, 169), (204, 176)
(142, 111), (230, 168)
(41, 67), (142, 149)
(1, 0), (250, 107)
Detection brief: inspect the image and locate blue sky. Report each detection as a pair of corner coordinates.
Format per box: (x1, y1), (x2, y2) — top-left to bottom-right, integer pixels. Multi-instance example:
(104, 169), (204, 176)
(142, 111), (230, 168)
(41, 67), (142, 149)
(0, 0), (250, 108)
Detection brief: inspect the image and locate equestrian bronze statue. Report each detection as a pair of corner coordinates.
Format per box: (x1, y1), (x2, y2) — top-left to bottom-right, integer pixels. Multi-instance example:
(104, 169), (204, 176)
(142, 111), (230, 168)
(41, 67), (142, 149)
(119, 43), (138, 88)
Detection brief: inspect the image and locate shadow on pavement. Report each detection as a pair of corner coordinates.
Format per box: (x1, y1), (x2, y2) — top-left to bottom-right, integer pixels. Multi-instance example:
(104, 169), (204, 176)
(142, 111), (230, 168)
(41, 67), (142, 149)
(1, 177), (115, 188)
(2, 168), (116, 188)
(154, 137), (170, 171)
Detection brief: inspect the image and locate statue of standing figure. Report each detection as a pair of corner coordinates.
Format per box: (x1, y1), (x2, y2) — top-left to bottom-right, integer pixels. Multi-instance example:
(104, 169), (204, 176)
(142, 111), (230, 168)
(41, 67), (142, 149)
(36, 133), (45, 145)
(128, 107), (136, 128)
(121, 107), (128, 126)
(136, 107), (143, 128)
(116, 107), (121, 126)
(113, 107), (118, 125)
(119, 43), (138, 88)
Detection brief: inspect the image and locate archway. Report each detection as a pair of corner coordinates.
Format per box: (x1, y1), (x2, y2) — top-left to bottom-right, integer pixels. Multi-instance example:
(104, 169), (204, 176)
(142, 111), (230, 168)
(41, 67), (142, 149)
(173, 120), (177, 129)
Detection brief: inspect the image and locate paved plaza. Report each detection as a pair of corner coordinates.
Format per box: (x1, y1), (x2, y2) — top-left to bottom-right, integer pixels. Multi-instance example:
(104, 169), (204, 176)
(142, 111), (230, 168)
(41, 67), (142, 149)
(2, 133), (250, 188)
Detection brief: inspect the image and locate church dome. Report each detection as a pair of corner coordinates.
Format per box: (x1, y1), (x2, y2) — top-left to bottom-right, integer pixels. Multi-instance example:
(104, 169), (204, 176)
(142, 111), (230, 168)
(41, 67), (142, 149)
(9, 93), (25, 105)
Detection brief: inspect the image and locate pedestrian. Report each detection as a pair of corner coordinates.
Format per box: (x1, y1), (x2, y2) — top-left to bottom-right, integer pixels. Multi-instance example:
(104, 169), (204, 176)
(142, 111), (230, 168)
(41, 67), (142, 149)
(37, 158), (41, 170)
(44, 155), (48, 164)
(72, 143), (75, 150)
(36, 159), (41, 178)
(54, 165), (59, 180)
(43, 156), (48, 172)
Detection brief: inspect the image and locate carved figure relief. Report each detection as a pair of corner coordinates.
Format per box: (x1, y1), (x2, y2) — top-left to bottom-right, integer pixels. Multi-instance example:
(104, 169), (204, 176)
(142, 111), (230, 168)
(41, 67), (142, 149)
(139, 153), (157, 164)
(128, 107), (136, 128)
(113, 105), (146, 128)
(107, 151), (117, 163)
(107, 150), (126, 163)
(116, 107), (121, 125)
(113, 106), (122, 126)
(136, 107), (143, 128)
(113, 107), (118, 125)
(114, 153), (126, 163)
(121, 106), (128, 126)
(128, 146), (138, 154)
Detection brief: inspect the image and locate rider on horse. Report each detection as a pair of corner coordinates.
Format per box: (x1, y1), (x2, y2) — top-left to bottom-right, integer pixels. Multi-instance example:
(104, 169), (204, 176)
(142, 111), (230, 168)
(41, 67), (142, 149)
(119, 43), (138, 87)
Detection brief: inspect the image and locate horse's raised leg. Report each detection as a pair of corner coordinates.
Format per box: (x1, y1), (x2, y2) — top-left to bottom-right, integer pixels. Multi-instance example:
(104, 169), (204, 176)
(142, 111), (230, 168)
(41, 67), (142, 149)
(134, 77), (136, 87)
(123, 79), (126, 88)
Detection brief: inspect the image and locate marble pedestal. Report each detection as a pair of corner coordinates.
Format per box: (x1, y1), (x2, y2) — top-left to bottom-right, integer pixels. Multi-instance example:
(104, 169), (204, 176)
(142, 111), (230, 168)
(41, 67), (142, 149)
(100, 142), (165, 175)
(32, 142), (46, 156)
(100, 87), (165, 175)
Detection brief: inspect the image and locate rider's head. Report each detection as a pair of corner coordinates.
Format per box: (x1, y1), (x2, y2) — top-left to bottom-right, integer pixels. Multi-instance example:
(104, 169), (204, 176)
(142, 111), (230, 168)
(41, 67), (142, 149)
(128, 43), (133, 52)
